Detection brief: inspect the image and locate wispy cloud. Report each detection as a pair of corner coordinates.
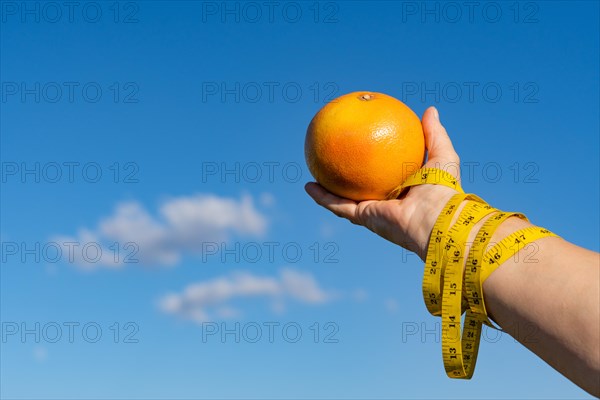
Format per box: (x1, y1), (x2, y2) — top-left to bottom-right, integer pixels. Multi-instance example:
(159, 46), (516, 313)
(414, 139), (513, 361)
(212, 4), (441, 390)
(33, 346), (48, 363)
(158, 268), (336, 323)
(352, 288), (368, 302)
(385, 298), (400, 313)
(52, 193), (268, 268)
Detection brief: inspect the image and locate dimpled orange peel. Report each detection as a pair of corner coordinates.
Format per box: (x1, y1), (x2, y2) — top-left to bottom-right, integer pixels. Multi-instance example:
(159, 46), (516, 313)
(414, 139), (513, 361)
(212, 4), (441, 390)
(305, 91), (425, 201)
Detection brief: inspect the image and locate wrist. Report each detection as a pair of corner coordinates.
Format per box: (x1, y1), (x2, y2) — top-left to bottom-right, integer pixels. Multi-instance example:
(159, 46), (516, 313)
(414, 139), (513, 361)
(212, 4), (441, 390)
(460, 213), (533, 292)
(409, 185), (460, 260)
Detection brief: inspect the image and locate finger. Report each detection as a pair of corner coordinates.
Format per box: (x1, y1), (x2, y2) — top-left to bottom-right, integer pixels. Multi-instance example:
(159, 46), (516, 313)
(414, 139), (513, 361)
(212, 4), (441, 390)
(304, 182), (359, 221)
(422, 106), (460, 165)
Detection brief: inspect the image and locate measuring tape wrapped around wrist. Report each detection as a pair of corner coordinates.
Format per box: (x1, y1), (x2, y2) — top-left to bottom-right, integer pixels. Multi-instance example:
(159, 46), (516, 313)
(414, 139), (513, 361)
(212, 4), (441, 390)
(465, 212), (528, 327)
(441, 200), (497, 378)
(403, 167), (559, 379)
(386, 167), (463, 199)
(466, 226), (558, 326)
(423, 193), (486, 316)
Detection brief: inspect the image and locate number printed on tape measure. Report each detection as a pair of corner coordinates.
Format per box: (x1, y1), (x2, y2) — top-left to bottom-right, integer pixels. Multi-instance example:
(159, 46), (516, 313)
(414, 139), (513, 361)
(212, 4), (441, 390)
(412, 168), (558, 380)
(423, 194), (486, 316)
(465, 212), (528, 324)
(470, 226), (558, 324)
(441, 200), (496, 378)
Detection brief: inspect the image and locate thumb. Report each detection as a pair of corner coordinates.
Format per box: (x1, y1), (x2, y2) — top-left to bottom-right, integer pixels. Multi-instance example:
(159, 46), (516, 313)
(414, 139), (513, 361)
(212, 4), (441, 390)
(421, 106), (460, 165)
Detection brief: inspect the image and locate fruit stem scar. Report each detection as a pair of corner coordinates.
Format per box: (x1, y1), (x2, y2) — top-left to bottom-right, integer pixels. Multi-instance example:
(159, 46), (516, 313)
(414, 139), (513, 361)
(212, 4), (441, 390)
(359, 94), (374, 101)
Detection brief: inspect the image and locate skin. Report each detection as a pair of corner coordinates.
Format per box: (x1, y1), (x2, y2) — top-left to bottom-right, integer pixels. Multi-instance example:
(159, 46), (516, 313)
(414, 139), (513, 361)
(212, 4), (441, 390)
(305, 107), (600, 396)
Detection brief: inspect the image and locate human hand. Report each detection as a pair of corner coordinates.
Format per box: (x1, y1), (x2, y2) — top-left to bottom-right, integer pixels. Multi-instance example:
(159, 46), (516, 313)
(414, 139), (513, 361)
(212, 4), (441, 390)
(305, 107), (461, 261)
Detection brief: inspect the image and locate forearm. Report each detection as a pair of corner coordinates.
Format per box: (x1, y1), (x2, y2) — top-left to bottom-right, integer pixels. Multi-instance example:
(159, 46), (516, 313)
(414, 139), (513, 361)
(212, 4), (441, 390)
(422, 198), (600, 395)
(478, 219), (600, 396)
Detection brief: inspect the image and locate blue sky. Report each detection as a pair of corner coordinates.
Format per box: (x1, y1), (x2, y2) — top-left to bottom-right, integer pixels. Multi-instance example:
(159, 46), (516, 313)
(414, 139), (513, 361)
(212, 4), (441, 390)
(1, 1), (598, 399)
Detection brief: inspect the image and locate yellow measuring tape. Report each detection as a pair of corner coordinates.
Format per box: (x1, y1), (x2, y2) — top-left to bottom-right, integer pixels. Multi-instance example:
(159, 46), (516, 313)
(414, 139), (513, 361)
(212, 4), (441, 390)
(402, 167), (559, 379)
(468, 226), (558, 323)
(423, 193), (485, 316)
(386, 167), (463, 199)
(465, 212), (528, 327)
(442, 200), (497, 378)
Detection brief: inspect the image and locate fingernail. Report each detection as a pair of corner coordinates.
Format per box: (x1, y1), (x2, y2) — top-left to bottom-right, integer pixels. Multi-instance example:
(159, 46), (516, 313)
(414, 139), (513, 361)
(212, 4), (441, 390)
(432, 107), (440, 121)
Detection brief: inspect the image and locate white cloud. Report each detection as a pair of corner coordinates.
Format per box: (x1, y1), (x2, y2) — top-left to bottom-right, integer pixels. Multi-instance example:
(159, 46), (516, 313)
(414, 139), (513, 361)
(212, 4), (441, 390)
(158, 268), (336, 323)
(319, 222), (335, 239)
(259, 192), (275, 207)
(385, 298), (400, 313)
(279, 268), (331, 303)
(33, 346), (48, 363)
(52, 193), (268, 268)
(352, 288), (368, 302)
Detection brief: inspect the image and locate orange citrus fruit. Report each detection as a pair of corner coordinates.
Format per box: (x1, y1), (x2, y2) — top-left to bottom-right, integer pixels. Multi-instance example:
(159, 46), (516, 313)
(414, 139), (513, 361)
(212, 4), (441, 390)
(305, 91), (425, 201)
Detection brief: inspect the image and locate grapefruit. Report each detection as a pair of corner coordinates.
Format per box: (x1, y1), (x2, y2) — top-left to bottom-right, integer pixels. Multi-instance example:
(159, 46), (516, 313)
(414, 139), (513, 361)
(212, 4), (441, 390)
(305, 91), (425, 201)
